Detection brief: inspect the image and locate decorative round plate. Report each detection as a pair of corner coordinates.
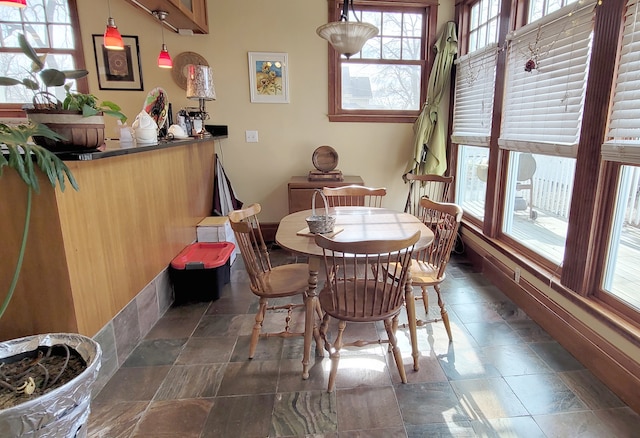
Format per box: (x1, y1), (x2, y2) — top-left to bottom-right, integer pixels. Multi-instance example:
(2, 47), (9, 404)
(312, 145), (339, 172)
(143, 87), (168, 129)
(172, 52), (209, 90)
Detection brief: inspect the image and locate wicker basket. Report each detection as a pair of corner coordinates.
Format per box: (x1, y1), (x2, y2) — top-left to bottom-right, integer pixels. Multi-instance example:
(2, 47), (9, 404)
(306, 189), (335, 234)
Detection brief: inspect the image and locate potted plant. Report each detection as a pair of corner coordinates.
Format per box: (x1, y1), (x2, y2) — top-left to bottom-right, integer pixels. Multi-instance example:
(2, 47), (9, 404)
(0, 33), (126, 152)
(0, 122), (102, 436)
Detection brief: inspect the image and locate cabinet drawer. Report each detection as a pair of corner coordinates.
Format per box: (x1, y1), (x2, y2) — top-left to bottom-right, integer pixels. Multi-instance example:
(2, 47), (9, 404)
(287, 175), (364, 213)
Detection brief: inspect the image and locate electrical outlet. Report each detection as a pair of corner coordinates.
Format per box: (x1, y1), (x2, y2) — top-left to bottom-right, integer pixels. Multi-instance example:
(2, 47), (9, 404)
(514, 268), (521, 283)
(245, 130), (259, 143)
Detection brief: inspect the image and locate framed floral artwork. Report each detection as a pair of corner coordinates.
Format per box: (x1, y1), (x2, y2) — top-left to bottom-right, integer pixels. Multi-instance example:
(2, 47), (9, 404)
(248, 52), (289, 103)
(92, 35), (143, 91)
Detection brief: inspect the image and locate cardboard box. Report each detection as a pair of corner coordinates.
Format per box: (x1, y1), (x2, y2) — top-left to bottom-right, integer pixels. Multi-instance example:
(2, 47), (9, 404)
(197, 216), (238, 264)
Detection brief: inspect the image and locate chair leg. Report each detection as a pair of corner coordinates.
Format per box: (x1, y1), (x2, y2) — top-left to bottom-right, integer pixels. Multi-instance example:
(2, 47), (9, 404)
(421, 286), (429, 315)
(385, 318), (407, 384)
(314, 300), (325, 357)
(319, 312), (331, 352)
(435, 284), (452, 342)
(249, 297), (268, 359)
(327, 319), (346, 393)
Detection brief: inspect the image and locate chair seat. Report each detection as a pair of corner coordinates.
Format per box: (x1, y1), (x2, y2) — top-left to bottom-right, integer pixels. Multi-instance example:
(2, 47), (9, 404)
(385, 260), (445, 286)
(410, 260), (445, 286)
(251, 263), (310, 298)
(318, 279), (403, 322)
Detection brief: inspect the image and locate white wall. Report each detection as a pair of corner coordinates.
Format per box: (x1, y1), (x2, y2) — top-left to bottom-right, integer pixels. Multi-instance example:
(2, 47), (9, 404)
(79, 0), (454, 222)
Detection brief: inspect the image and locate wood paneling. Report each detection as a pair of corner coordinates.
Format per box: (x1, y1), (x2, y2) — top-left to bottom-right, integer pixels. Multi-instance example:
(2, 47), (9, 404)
(0, 141), (215, 340)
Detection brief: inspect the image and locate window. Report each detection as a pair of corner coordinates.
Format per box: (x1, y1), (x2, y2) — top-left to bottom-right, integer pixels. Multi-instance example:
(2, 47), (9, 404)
(469, 0), (500, 51)
(603, 165), (640, 311)
(452, 0), (500, 222)
(528, 0), (579, 22)
(497, 1), (595, 264)
(500, 1), (594, 154)
(502, 152), (575, 264)
(601, 0), (640, 312)
(456, 145), (490, 220)
(325, 0), (437, 123)
(0, 0), (86, 116)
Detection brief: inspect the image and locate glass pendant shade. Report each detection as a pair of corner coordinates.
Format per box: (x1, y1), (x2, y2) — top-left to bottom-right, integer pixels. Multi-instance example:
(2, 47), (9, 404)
(316, 20), (378, 59)
(0, 0), (26, 7)
(104, 18), (124, 50)
(158, 44), (173, 68)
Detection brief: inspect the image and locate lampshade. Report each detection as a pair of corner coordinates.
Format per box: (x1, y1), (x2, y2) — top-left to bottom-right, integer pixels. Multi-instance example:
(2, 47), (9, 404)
(317, 21), (378, 58)
(104, 17), (124, 50)
(187, 64), (216, 100)
(158, 44), (173, 69)
(0, 0), (26, 7)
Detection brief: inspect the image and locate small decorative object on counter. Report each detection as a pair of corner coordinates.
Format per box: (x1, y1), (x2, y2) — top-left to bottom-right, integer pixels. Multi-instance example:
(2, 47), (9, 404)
(132, 110), (158, 145)
(117, 120), (134, 148)
(167, 124), (189, 140)
(306, 189), (335, 234)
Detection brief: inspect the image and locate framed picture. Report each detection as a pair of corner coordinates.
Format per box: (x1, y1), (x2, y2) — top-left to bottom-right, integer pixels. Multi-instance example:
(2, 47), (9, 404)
(92, 35), (143, 91)
(248, 52), (289, 103)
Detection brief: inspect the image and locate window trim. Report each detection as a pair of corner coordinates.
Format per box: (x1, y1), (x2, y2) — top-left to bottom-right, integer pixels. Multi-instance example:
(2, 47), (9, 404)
(0, 0), (88, 119)
(325, 0), (438, 123)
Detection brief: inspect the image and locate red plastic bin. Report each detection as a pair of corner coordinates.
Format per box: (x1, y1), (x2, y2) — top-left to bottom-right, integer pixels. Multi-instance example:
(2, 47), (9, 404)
(169, 242), (235, 305)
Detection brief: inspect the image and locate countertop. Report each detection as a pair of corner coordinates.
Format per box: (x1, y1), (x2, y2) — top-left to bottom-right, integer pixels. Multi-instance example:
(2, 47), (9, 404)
(56, 125), (228, 161)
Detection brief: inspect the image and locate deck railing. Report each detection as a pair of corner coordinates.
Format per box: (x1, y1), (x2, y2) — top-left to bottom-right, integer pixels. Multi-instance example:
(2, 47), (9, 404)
(457, 151), (640, 228)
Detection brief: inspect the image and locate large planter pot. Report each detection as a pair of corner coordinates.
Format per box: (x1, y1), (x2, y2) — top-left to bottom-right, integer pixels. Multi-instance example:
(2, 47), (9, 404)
(26, 110), (106, 152)
(0, 333), (102, 438)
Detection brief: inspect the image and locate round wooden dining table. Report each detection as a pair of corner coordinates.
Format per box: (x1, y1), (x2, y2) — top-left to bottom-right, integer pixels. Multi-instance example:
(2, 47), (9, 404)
(276, 206), (434, 379)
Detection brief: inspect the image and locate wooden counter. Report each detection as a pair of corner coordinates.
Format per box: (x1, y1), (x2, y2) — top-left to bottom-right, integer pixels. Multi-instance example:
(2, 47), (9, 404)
(0, 139), (216, 340)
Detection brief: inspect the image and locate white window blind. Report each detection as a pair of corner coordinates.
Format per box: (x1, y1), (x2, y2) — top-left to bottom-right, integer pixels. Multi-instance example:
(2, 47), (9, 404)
(499, 0), (596, 157)
(451, 43), (498, 146)
(602, 0), (640, 165)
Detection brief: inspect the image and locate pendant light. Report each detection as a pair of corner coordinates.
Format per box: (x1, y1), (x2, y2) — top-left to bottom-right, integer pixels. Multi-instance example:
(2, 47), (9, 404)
(153, 10), (172, 69)
(316, 0), (378, 59)
(104, 0), (124, 50)
(0, 0), (27, 7)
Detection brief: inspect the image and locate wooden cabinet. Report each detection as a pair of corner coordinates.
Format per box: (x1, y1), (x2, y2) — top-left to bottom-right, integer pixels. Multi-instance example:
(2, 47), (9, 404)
(124, 0), (208, 34)
(288, 175), (364, 213)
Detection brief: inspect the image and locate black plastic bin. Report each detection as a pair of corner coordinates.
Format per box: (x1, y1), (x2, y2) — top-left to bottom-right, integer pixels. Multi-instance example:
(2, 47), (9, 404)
(169, 242), (235, 305)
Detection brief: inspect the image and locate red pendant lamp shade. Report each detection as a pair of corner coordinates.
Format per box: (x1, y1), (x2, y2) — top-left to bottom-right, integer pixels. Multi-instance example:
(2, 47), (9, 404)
(153, 11), (172, 69)
(0, 0), (27, 7)
(104, 17), (124, 50)
(158, 44), (173, 68)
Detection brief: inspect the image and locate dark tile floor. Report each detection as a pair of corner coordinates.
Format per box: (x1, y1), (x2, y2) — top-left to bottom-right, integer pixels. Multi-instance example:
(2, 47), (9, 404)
(87, 249), (640, 437)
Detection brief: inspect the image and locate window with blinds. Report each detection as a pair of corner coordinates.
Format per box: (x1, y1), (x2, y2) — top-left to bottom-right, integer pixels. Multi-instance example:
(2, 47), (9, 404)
(602, 0), (640, 165)
(451, 43), (498, 146)
(498, 0), (596, 157)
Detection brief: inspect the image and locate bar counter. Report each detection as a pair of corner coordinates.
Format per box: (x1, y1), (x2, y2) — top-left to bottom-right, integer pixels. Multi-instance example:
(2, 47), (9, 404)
(0, 135), (222, 341)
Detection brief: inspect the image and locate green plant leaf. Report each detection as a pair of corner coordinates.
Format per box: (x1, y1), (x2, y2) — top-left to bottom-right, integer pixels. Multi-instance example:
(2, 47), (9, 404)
(6, 146), (33, 191)
(62, 69), (89, 80)
(0, 122), (74, 193)
(21, 78), (39, 90)
(101, 101), (122, 111)
(0, 77), (22, 86)
(18, 33), (43, 70)
(40, 69), (66, 87)
(82, 104), (99, 118)
(103, 109), (127, 123)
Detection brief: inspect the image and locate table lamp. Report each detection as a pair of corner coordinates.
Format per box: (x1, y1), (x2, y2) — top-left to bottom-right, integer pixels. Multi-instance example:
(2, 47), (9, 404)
(186, 64), (216, 136)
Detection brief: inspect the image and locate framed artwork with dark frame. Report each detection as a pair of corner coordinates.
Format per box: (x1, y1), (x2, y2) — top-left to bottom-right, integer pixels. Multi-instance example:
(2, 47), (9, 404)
(92, 35), (143, 91)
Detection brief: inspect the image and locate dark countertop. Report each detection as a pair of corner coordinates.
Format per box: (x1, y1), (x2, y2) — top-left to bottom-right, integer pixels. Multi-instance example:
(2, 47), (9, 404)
(56, 125), (228, 161)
